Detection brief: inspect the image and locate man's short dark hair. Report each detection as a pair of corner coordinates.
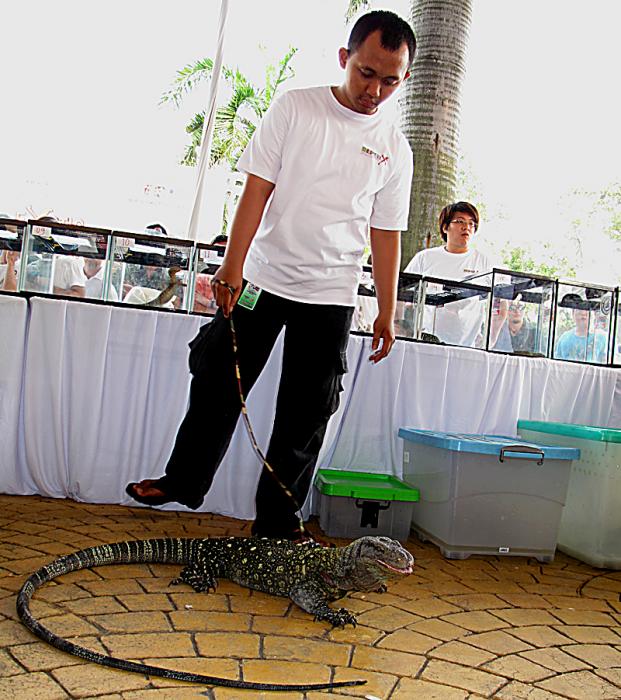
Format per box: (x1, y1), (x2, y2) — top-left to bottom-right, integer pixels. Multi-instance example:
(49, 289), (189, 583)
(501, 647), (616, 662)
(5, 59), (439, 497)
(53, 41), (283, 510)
(211, 234), (228, 245)
(348, 10), (416, 68)
(438, 202), (480, 242)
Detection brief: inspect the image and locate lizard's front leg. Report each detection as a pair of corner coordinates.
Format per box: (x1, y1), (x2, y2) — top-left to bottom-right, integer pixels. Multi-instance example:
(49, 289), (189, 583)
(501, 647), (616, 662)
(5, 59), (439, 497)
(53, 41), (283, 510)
(170, 550), (218, 593)
(289, 580), (357, 628)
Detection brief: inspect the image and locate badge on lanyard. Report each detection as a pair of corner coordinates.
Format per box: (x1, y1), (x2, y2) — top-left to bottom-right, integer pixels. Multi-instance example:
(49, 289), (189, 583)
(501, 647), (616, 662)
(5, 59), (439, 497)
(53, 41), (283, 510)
(237, 282), (262, 310)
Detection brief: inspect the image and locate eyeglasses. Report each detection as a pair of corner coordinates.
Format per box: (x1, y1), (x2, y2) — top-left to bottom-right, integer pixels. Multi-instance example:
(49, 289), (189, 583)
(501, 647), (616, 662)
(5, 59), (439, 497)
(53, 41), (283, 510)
(450, 219), (477, 230)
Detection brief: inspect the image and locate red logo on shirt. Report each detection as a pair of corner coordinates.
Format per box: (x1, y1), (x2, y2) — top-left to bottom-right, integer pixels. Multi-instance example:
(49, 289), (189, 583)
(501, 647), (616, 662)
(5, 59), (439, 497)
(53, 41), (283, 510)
(361, 145), (389, 165)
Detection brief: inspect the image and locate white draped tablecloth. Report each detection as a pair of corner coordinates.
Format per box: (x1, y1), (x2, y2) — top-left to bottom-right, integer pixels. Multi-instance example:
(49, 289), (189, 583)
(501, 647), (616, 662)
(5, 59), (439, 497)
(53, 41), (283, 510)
(0, 296), (619, 520)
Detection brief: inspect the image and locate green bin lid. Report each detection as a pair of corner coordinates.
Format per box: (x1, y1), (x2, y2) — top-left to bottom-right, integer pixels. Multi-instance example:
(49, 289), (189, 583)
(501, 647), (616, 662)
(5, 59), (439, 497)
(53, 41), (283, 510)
(518, 420), (621, 443)
(314, 469), (419, 502)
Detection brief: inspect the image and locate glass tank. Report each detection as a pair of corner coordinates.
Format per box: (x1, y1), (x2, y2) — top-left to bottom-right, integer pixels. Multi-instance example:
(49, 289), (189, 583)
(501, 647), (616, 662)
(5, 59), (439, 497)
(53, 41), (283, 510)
(351, 268), (422, 339)
(19, 220), (111, 298)
(417, 274), (492, 348)
(613, 288), (620, 366)
(0, 218), (26, 293)
(109, 231), (194, 311)
(395, 271), (422, 339)
(352, 265), (378, 334)
(191, 242), (227, 315)
(552, 281), (614, 365)
(485, 269), (556, 357)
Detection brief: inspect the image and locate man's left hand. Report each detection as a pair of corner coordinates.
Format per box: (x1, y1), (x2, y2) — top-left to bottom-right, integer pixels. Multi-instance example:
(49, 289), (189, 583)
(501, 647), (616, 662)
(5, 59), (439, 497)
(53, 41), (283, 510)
(369, 313), (395, 363)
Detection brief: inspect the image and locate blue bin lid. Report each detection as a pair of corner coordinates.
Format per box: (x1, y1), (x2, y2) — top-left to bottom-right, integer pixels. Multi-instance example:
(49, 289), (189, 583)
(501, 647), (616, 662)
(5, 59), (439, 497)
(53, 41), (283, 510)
(398, 428), (580, 461)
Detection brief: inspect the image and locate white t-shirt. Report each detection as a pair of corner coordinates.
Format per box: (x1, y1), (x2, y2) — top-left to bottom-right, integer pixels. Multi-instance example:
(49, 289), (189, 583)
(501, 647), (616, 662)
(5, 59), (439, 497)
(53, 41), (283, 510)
(85, 268), (119, 301)
(54, 257), (86, 291)
(405, 246), (493, 346)
(404, 246), (492, 278)
(237, 86), (413, 306)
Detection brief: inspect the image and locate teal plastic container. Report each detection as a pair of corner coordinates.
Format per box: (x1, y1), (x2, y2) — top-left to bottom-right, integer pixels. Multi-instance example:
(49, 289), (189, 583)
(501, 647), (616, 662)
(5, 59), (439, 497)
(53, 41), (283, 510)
(314, 469), (419, 542)
(518, 420), (621, 569)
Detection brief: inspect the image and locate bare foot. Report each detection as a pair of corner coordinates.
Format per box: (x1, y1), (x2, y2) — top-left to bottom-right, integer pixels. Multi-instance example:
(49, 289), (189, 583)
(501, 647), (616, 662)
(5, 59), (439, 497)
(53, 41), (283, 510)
(134, 480), (166, 498)
(125, 479), (171, 506)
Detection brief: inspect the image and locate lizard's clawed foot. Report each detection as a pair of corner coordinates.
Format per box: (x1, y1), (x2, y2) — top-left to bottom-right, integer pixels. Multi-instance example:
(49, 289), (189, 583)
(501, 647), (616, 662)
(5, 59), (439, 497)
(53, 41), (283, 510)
(316, 608), (357, 629)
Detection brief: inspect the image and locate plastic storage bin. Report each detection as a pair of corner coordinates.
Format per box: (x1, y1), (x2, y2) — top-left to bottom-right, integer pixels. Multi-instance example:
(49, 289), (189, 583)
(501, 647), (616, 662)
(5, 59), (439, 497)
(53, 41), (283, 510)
(314, 469), (419, 542)
(518, 420), (621, 569)
(398, 429), (579, 562)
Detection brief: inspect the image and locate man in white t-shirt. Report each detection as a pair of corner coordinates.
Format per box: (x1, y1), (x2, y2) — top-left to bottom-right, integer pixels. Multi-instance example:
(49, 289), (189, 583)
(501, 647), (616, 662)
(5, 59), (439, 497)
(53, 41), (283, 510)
(53, 256), (86, 297)
(127, 11), (415, 540)
(404, 201), (502, 346)
(83, 258), (119, 301)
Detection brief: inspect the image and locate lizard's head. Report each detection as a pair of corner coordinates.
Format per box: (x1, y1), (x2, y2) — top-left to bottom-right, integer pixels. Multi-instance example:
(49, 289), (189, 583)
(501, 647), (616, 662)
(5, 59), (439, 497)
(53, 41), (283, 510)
(330, 536), (414, 592)
(350, 536), (414, 577)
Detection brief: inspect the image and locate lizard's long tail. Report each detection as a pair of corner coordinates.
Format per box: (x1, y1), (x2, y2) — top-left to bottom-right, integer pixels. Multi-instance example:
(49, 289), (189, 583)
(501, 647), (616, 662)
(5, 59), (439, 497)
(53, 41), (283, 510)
(16, 538), (364, 692)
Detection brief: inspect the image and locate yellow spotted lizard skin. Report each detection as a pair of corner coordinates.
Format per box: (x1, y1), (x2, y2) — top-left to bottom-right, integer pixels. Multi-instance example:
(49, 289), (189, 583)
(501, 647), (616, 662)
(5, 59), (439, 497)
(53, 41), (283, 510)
(17, 535), (414, 691)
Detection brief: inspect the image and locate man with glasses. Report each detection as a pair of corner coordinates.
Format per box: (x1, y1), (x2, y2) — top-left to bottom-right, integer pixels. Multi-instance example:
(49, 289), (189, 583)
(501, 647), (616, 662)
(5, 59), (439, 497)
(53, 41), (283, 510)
(404, 201), (501, 347)
(507, 301), (536, 352)
(404, 201), (490, 280)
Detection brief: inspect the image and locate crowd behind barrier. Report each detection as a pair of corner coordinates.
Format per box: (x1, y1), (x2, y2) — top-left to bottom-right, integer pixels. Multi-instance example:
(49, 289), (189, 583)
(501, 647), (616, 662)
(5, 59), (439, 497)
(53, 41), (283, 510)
(2, 218), (620, 367)
(1, 219), (619, 518)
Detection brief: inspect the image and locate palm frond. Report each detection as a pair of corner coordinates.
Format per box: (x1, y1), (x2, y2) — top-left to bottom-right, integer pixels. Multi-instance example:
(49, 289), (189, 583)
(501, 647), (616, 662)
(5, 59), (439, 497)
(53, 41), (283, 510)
(172, 48), (297, 169)
(345, 0), (371, 23)
(264, 47), (298, 106)
(160, 58), (214, 107)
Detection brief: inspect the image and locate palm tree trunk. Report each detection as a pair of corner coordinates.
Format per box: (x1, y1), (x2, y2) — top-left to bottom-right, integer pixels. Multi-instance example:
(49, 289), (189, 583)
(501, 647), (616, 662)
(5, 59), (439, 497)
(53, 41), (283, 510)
(400, 0), (473, 268)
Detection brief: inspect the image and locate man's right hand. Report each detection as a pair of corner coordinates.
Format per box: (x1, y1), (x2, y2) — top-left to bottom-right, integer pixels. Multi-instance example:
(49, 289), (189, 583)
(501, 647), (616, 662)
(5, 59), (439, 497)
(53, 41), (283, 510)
(211, 264), (242, 317)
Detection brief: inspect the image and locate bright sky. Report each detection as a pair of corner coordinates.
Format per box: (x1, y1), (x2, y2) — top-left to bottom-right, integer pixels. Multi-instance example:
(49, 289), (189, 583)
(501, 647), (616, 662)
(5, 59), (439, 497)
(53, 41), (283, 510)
(1, 1), (619, 280)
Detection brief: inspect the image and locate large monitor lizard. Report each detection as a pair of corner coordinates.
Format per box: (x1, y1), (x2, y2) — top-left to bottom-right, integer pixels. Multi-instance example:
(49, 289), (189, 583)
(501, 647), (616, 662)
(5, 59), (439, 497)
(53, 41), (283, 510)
(17, 535), (414, 692)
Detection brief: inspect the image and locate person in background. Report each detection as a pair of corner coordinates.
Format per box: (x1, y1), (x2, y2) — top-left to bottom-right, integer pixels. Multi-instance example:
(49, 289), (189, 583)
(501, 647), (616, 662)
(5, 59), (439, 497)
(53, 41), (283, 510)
(145, 223), (168, 237)
(555, 294), (608, 363)
(507, 301), (536, 352)
(193, 235), (228, 314)
(2, 214), (89, 297)
(0, 250), (19, 291)
(123, 222), (170, 299)
(404, 202), (506, 347)
(83, 258), (119, 301)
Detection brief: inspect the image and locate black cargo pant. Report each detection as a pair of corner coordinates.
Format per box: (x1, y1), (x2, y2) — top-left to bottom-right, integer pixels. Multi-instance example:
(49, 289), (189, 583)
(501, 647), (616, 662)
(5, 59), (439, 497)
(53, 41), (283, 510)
(157, 288), (353, 535)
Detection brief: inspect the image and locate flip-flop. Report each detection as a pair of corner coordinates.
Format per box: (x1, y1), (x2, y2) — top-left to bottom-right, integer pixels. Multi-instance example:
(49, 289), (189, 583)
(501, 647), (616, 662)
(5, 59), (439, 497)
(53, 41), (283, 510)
(125, 481), (172, 507)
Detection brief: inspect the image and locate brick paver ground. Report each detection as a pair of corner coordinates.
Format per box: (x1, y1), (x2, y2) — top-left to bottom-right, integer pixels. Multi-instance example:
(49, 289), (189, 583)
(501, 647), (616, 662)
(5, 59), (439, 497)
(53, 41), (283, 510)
(0, 495), (620, 699)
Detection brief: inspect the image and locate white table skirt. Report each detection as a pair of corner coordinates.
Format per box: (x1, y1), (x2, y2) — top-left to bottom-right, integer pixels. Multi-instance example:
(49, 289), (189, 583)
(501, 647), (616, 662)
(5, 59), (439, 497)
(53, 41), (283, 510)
(1, 297), (619, 520)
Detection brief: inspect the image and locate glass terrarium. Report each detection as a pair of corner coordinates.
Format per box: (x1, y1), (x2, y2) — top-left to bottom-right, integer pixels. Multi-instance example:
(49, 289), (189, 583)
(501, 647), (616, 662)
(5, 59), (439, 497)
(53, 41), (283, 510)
(352, 265), (377, 334)
(613, 288), (621, 366)
(417, 274), (492, 348)
(191, 242), (227, 315)
(19, 220), (111, 298)
(351, 268), (422, 339)
(395, 271), (422, 339)
(485, 269), (556, 357)
(0, 218), (26, 293)
(552, 281), (614, 365)
(109, 231), (194, 311)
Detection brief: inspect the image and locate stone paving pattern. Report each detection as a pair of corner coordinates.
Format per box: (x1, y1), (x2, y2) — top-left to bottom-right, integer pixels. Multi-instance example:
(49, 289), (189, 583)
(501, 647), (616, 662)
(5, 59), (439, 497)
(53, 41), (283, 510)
(0, 495), (620, 699)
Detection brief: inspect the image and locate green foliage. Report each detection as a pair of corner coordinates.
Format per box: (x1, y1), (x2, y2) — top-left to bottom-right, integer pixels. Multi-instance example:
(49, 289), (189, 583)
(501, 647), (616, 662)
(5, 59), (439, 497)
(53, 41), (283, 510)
(162, 48), (297, 169)
(587, 183), (621, 241)
(501, 244), (576, 279)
